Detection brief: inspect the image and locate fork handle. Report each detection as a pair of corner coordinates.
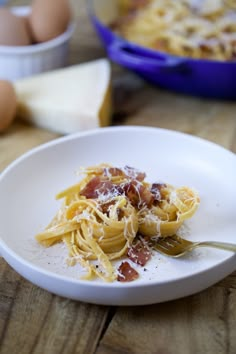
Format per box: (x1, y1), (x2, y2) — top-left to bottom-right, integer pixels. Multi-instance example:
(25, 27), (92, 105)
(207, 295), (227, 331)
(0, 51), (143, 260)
(199, 241), (236, 252)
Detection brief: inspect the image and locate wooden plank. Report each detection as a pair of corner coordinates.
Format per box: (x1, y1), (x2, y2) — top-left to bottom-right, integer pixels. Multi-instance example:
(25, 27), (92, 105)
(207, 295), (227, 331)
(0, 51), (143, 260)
(96, 272), (236, 354)
(0, 122), (58, 172)
(0, 259), (110, 354)
(113, 73), (236, 150)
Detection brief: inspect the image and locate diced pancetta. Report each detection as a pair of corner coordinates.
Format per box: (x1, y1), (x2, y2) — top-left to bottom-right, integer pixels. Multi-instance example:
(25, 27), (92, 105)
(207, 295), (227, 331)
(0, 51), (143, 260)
(117, 261), (139, 282)
(124, 166), (146, 181)
(123, 181), (154, 208)
(127, 239), (151, 266)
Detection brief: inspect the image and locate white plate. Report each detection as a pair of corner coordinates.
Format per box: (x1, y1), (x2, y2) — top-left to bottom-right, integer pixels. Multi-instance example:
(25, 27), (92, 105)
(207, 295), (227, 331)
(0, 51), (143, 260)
(0, 126), (236, 305)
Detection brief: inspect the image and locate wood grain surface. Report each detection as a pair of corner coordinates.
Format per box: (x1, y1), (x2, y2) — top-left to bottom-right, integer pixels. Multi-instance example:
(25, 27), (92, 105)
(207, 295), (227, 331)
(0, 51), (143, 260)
(0, 1), (236, 353)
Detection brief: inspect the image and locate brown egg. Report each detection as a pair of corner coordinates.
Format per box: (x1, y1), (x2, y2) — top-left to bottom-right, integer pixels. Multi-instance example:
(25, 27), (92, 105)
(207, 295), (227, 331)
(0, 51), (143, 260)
(29, 0), (71, 43)
(0, 81), (17, 133)
(0, 8), (31, 46)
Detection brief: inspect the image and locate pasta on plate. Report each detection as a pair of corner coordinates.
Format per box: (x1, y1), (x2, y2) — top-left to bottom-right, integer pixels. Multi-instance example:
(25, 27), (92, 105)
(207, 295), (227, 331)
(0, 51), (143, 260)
(36, 164), (200, 282)
(112, 0), (236, 61)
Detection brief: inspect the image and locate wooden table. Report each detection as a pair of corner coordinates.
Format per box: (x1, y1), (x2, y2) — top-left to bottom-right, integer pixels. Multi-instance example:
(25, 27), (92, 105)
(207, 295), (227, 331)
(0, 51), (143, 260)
(1, 1), (236, 353)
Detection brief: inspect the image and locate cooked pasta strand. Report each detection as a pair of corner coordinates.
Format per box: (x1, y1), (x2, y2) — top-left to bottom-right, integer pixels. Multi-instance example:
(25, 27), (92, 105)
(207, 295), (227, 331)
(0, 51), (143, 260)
(35, 164), (199, 282)
(113, 0), (236, 60)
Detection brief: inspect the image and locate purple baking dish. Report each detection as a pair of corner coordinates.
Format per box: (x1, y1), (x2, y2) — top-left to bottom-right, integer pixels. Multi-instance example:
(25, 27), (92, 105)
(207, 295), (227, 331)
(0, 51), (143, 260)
(88, 0), (236, 100)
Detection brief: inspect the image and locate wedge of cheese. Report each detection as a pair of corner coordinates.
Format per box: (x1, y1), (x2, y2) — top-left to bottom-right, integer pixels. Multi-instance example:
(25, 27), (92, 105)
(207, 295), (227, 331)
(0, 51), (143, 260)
(14, 59), (112, 134)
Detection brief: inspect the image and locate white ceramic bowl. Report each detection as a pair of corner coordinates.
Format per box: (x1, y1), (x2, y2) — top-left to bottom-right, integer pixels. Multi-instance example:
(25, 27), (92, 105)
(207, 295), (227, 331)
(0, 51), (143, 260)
(0, 6), (75, 81)
(0, 126), (236, 305)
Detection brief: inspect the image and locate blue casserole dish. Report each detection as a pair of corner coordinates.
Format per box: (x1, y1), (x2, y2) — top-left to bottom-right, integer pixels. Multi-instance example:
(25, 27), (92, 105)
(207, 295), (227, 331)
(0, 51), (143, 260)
(88, 0), (236, 100)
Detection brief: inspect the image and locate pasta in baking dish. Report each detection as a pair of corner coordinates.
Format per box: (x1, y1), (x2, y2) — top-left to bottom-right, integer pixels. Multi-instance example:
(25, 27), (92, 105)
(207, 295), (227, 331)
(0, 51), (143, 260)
(112, 0), (236, 61)
(35, 164), (200, 282)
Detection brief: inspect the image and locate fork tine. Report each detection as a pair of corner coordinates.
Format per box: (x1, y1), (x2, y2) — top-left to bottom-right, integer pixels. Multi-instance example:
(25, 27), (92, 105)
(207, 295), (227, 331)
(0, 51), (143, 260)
(165, 236), (182, 246)
(154, 236), (181, 249)
(155, 238), (175, 248)
(169, 235), (192, 246)
(151, 235), (236, 257)
(153, 244), (181, 256)
(150, 235), (192, 257)
(152, 239), (182, 256)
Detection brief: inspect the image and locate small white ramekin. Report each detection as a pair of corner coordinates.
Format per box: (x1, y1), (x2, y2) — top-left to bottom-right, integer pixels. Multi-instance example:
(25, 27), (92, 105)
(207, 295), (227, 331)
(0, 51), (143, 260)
(0, 6), (75, 81)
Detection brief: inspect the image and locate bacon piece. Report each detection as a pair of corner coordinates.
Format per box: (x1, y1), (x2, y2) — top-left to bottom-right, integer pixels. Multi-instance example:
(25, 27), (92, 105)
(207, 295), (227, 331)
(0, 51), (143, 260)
(140, 184), (155, 207)
(124, 166), (146, 181)
(199, 43), (214, 57)
(123, 180), (154, 209)
(79, 176), (100, 198)
(123, 181), (139, 207)
(80, 176), (119, 199)
(100, 200), (124, 220)
(127, 239), (151, 266)
(100, 200), (116, 214)
(150, 183), (166, 202)
(103, 167), (125, 177)
(117, 261), (139, 282)
(154, 39), (168, 51)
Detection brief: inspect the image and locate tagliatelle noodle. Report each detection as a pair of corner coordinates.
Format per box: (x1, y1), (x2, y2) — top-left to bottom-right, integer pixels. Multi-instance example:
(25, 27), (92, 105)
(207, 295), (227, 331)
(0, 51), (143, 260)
(114, 0), (236, 61)
(138, 185), (200, 237)
(35, 164), (200, 282)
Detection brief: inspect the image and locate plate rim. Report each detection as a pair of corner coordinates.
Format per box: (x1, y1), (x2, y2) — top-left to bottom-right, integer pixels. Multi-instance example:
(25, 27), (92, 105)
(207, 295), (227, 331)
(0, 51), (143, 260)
(1, 125), (236, 174)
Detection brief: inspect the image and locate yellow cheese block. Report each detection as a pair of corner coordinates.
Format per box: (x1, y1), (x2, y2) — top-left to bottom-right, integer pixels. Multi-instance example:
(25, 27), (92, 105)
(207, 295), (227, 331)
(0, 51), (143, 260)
(14, 59), (112, 134)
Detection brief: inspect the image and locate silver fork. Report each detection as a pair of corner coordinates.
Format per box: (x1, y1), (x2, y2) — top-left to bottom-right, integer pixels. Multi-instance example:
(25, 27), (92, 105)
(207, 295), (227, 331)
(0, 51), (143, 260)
(150, 235), (236, 257)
